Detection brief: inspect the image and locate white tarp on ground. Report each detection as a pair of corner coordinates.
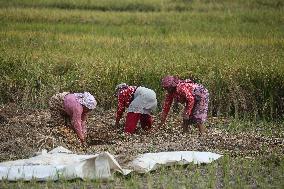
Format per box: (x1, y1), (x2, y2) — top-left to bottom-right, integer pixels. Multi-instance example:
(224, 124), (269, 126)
(0, 147), (222, 181)
(0, 146), (130, 181)
(129, 151), (223, 173)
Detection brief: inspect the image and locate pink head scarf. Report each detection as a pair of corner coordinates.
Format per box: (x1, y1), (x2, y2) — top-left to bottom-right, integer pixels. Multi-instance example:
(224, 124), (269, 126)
(161, 76), (180, 88)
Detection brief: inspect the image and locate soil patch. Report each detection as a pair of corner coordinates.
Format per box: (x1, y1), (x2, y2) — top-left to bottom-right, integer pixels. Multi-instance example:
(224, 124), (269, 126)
(0, 103), (283, 166)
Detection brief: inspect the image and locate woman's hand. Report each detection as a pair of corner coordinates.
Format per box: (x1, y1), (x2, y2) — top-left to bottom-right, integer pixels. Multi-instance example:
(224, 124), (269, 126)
(158, 120), (165, 128)
(114, 120), (120, 127)
(183, 114), (191, 120)
(79, 135), (86, 146)
(151, 123), (163, 133)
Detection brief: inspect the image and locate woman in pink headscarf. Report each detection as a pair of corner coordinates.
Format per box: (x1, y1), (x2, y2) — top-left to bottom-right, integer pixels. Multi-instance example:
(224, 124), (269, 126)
(49, 92), (97, 144)
(159, 76), (209, 135)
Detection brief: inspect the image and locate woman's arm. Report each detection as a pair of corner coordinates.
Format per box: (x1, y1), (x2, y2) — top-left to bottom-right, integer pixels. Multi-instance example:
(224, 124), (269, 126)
(160, 93), (174, 126)
(71, 107), (85, 143)
(115, 94), (126, 125)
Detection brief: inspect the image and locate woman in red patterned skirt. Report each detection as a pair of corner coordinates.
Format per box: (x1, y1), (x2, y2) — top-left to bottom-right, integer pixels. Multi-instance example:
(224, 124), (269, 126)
(159, 76), (209, 135)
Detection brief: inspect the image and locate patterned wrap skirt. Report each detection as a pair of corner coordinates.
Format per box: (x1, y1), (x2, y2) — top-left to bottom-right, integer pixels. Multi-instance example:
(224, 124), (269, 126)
(127, 87), (157, 115)
(48, 92), (69, 126)
(191, 85), (209, 124)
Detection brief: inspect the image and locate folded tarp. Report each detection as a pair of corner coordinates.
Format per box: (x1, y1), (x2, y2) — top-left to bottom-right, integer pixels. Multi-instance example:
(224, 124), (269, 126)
(0, 146), (222, 181)
(129, 151), (223, 173)
(0, 146), (130, 181)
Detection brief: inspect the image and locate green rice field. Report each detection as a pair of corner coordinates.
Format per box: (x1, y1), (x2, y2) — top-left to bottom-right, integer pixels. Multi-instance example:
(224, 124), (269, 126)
(0, 0), (283, 188)
(0, 0), (283, 119)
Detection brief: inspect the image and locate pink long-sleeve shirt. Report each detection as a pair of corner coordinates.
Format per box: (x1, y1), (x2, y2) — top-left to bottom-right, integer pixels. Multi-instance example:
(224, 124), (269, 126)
(161, 82), (196, 121)
(63, 94), (88, 141)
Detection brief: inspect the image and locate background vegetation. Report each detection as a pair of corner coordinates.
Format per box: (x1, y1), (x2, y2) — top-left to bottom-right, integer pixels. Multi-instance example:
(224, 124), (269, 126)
(0, 1), (283, 188)
(0, 0), (283, 119)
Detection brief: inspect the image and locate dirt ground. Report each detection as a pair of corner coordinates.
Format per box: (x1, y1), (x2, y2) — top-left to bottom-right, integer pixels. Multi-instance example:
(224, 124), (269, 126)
(0, 103), (283, 166)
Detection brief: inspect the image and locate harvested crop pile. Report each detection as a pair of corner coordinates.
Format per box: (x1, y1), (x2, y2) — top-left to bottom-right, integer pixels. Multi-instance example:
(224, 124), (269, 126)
(0, 103), (283, 165)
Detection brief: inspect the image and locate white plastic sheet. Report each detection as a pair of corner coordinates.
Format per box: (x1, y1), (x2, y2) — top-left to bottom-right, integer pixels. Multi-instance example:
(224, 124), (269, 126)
(129, 151), (223, 173)
(0, 147), (222, 181)
(0, 146), (130, 181)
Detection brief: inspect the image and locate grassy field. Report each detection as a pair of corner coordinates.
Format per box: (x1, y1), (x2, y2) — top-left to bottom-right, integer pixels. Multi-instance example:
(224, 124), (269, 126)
(0, 0), (283, 119)
(0, 0), (283, 188)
